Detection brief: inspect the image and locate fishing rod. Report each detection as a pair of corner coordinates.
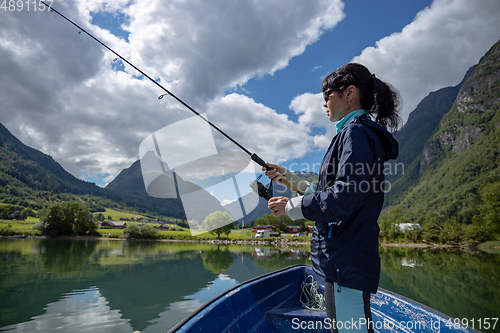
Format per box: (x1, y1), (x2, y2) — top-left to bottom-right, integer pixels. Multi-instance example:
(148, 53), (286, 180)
(39, 1), (277, 199)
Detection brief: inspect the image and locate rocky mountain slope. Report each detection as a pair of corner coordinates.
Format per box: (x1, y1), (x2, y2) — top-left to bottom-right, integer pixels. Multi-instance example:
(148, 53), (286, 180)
(385, 39), (500, 224)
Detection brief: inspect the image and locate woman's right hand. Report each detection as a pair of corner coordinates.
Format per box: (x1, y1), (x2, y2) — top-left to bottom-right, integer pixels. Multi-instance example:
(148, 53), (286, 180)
(262, 163), (287, 183)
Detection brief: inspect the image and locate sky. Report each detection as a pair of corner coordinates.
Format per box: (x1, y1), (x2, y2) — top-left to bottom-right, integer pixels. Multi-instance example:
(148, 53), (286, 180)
(1, 0), (499, 188)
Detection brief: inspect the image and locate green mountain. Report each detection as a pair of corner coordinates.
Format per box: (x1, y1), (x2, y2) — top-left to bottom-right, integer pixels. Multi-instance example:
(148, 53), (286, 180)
(106, 152), (226, 224)
(384, 39), (500, 225)
(383, 67), (473, 207)
(107, 151), (293, 224)
(0, 123), (104, 197)
(107, 154), (315, 225)
(0, 118), (292, 223)
(0, 123), (184, 218)
(386, 67), (473, 183)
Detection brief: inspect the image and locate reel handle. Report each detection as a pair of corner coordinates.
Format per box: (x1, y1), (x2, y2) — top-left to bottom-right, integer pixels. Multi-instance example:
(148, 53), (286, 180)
(251, 153), (283, 185)
(251, 153), (272, 170)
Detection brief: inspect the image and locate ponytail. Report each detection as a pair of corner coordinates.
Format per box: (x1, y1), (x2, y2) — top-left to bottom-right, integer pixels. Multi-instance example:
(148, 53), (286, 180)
(369, 74), (401, 130)
(322, 63), (401, 131)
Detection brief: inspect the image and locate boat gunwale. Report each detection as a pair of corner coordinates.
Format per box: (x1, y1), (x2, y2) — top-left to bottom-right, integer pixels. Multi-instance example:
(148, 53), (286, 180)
(167, 265), (304, 333)
(167, 264), (482, 333)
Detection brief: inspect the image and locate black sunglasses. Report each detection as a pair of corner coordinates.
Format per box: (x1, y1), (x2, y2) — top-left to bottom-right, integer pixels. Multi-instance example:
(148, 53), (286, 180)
(323, 88), (337, 102)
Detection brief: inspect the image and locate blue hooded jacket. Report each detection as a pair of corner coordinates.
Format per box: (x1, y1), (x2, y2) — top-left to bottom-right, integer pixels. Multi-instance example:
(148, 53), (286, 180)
(302, 113), (398, 293)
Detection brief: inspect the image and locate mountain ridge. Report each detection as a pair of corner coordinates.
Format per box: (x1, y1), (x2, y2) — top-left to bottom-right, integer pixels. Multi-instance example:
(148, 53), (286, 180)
(385, 66), (474, 184)
(384, 39), (500, 224)
(0, 122), (185, 218)
(106, 152), (312, 224)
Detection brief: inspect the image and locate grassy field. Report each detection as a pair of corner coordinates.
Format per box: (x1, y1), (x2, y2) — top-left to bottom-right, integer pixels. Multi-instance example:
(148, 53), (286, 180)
(0, 218), (314, 242)
(101, 208), (183, 222)
(0, 220), (41, 235)
(101, 208), (149, 220)
(0, 218), (259, 240)
(98, 226), (257, 240)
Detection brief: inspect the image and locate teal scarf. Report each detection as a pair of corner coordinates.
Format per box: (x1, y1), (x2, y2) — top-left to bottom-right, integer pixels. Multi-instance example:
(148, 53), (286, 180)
(336, 109), (368, 134)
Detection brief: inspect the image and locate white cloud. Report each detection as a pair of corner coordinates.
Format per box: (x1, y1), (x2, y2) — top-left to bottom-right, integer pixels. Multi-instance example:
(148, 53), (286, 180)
(3, 287), (134, 333)
(290, 93), (327, 129)
(289, 92), (336, 149)
(352, 0), (500, 123)
(291, 0), (500, 140)
(122, 0), (345, 103)
(206, 93), (312, 164)
(3, 0), (498, 186)
(0, 0), (345, 182)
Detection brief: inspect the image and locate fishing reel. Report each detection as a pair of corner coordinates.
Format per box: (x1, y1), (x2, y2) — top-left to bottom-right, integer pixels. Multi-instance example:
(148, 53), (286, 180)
(249, 174), (273, 201)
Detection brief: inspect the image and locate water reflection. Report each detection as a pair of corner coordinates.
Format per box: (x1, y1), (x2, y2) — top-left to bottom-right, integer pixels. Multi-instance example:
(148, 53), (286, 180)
(397, 257), (424, 267)
(1, 287), (132, 333)
(38, 240), (99, 274)
(0, 239), (499, 333)
(251, 247), (279, 259)
(250, 247), (307, 261)
(202, 247), (233, 274)
(144, 274), (239, 333)
(0, 239), (310, 332)
(379, 246), (500, 324)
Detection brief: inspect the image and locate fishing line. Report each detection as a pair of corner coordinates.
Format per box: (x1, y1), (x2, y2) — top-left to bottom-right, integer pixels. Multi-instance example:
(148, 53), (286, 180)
(73, 28), (200, 137)
(39, 1), (272, 172)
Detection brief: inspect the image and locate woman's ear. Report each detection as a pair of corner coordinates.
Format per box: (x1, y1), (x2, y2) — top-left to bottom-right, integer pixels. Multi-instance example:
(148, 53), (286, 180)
(345, 85), (357, 103)
(346, 85), (357, 97)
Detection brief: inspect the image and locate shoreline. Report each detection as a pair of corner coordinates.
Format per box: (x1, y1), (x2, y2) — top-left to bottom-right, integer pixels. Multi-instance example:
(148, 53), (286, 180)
(0, 234), (312, 246)
(2, 234), (500, 249)
(380, 242), (458, 248)
(380, 242), (500, 249)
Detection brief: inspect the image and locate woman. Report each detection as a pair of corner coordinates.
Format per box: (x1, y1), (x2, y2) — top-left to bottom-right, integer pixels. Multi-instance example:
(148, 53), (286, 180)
(264, 63), (400, 333)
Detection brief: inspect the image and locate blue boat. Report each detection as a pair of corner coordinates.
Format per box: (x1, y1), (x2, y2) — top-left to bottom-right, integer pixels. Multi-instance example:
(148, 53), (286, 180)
(168, 265), (478, 333)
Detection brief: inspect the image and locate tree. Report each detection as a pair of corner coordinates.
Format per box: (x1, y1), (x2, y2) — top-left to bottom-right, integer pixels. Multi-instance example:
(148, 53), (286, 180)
(477, 181), (500, 229)
(35, 202), (97, 236)
(203, 211), (233, 240)
(378, 206), (409, 241)
(0, 206), (9, 219)
(122, 224), (159, 239)
(465, 181), (500, 243)
(253, 214), (290, 232)
(202, 247), (233, 274)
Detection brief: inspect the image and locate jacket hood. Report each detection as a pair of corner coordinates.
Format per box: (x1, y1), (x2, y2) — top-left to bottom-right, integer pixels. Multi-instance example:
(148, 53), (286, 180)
(354, 115), (399, 161)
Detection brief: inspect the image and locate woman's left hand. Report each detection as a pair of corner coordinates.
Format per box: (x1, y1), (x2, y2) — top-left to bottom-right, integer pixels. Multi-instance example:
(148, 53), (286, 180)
(268, 196), (289, 217)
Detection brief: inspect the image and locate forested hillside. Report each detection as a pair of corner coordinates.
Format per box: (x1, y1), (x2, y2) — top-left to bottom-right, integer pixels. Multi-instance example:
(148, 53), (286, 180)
(384, 67), (473, 191)
(0, 123), (185, 219)
(380, 40), (500, 244)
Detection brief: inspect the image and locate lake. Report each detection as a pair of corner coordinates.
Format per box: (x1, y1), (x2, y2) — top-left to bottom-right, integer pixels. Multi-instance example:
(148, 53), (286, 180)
(0, 239), (499, 332)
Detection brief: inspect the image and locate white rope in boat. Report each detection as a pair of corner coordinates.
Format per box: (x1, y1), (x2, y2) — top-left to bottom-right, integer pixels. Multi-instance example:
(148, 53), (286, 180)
(300, 275), (326, 311)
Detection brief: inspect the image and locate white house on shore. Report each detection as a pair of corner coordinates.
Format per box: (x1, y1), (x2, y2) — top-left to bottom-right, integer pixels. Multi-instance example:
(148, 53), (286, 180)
(395, 223), (422, 232)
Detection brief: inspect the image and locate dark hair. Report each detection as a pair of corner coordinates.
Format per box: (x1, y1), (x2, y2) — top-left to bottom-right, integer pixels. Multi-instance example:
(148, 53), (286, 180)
(322, 63), (401, 130)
